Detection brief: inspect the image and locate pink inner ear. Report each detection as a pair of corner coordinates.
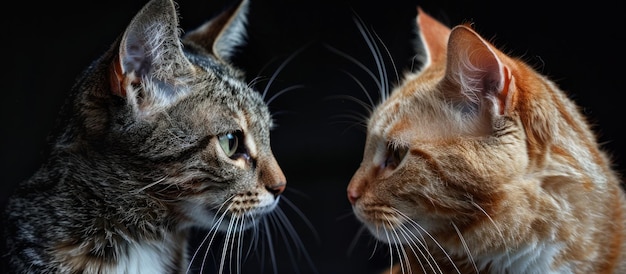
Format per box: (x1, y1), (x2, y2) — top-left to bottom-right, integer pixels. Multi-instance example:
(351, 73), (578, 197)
(446, 25), (511, 115)
(109, 55), (126, 97)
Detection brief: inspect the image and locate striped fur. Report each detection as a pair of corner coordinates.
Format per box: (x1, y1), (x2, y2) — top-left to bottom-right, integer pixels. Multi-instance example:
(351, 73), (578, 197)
(3, 0), (289, 273)
(347, 8), (626, 274)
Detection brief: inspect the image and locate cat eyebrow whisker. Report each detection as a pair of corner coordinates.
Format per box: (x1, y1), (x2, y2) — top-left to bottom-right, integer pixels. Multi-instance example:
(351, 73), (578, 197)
(328, 112), (369, 134)
(324, 44), (383, 96)
(265, 84), (306, 106)
(261, 43), (309, 101)
(352, 14), (388, 102)
(335, 69), (376, 110)
(369, 27), (400, 99)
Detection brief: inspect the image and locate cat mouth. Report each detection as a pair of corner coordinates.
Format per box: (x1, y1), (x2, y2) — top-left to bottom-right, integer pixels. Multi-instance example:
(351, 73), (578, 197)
(354, 205), (427, 245)
(208, 196), (280, 232)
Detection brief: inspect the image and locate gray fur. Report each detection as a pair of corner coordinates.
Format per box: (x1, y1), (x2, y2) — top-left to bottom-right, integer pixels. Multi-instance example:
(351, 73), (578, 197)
(3, 0), (285, 272)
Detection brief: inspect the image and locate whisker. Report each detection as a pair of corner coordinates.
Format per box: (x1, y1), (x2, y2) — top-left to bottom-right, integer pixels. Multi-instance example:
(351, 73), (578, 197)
(387, 219), (409, 274)
(266, 84), (307, 106)
(346, 225), (368, 256)
(471, 201), (511, 265)
(218, 214), (238, 274)
(393, 208), (461, 274)
(395, 221), (438, 274)
(370, 28), (401, 94)
(131, 176), (168, 194)
(261, 43), (311, 100)
(262, 217), (279, 274)
(351, 11), (388, 102)
(326, 93), (374, 115)
(248, 75), (267, 89)
(331, 69), (377, 110)
(280, 196), (320, 244)
(187, 202), (232, 274)
(235, 217), (246, 274)
(382, 225), (396, 272)
(452, 222), (479, 273)
(324, 44), (382, 93)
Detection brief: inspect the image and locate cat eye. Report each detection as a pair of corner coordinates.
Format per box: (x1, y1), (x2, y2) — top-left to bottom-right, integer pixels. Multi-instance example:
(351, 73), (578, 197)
(384, 145), (408, 169)
(218, 131), (245, 158)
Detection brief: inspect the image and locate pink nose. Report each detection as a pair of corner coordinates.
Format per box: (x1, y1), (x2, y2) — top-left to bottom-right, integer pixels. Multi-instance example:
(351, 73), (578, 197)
(347, 188), (360, 205)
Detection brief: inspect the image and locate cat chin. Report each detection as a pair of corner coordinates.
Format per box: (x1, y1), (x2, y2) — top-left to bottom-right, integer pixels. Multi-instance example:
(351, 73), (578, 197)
(363, 224), (411, 245)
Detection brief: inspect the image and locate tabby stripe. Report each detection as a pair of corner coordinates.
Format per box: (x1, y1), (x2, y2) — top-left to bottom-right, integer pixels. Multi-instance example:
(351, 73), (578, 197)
(150, 136), (212, 163)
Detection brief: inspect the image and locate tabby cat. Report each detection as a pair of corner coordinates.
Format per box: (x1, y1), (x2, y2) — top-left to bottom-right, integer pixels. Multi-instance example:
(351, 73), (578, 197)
(3, 0), (289, 273)
(346, 7), (626, 274)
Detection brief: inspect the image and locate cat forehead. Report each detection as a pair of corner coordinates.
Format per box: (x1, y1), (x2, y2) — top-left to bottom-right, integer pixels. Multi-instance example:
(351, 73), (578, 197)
(369, 81), (463, 145)
(183, 47), (242, 80)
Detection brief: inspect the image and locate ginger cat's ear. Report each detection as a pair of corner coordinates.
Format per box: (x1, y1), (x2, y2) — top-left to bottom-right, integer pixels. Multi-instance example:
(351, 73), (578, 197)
(444, 25), (515, 116)
(416, 7), (451, 67)
(183, 0), (250, 63)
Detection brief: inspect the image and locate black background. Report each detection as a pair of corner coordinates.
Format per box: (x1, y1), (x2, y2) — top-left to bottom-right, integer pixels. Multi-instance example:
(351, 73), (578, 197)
(2, 0), (624, 273)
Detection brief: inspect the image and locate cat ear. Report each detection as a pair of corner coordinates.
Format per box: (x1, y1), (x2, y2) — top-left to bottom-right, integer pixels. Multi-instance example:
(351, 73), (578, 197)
(444, 25), (515, 116)
(415, 7), (451, 68)
(183, 0), (250, 63)
(109, 0), (193, 114)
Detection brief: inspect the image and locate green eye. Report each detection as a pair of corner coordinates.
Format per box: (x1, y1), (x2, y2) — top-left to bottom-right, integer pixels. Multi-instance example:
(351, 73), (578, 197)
(218, 132), (239, 157)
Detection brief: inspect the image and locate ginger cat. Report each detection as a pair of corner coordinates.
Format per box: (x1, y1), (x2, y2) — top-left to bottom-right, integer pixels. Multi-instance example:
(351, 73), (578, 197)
(347, 7), (626, 274)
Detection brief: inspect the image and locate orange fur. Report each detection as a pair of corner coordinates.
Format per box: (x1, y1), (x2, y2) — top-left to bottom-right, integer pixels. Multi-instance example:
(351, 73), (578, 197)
(348, 7), (626, 274)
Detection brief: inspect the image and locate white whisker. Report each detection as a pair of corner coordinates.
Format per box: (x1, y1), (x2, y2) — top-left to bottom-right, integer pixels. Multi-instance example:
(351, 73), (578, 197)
(266, 84), (306, 105)
(471, 201), (510, 265)
(387, 219), (409, 274)
(346, 225), (368, 256)
(394, 208), (461, 274)
(334, 69), (377, 110)
(352, 12), (389, 102)
(452, 222), (479, 273)
(261, 44), (310, 100)
(324, 44), (383, 93)
(187, 201), (232, 274)
(396, 221), (438, 274)
(261, 217), (279, 274)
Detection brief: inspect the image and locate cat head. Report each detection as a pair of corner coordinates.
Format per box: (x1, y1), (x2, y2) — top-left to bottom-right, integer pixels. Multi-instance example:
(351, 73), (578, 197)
(346, 6), (573, 260)
(56, 0), (285, 232)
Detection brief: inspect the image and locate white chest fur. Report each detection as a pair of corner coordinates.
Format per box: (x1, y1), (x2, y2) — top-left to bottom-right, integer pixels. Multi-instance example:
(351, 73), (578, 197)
(107, 240), (181, 274)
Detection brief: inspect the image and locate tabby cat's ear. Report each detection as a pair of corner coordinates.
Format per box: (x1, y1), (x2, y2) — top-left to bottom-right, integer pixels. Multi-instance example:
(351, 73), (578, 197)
(183, 0), (250, 63)
(444, 25), (515, 117)
(110, 0), (193, 114)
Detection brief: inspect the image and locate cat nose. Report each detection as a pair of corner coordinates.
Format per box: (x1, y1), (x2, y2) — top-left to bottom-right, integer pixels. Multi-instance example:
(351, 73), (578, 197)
(266, 183), (285, 197)
(261, 154), (286, 197)
(347, 188), (360, 205)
